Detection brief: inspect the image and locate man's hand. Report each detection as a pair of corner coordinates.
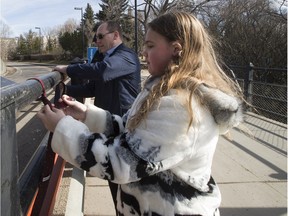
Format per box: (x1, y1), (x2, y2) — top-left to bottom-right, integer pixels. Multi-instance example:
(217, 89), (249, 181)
(53, 65), (68, 74)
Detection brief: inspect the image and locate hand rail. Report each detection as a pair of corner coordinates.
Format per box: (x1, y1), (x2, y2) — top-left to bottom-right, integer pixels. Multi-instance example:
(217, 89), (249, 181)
(0, 72), (63, 216)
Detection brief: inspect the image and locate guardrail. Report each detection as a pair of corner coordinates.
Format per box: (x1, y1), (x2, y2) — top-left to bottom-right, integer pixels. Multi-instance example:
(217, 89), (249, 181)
(228, 64), (287, 124)
(1, 64), (286, 215)
(1, 72), (63, 216)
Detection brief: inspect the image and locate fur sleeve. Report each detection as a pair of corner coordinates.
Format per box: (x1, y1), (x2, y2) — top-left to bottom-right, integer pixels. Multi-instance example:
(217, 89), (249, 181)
(51, 87), (241, 185)
(51, 93), (198, 184)
(83, 104), (124, 136)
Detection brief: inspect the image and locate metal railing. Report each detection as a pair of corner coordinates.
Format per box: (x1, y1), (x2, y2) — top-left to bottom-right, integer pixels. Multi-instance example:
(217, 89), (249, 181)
(1, 72), (63, 216)
(228, 64), (287, 124)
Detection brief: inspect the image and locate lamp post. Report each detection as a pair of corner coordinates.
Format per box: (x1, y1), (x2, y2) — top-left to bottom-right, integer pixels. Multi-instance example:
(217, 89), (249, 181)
(15, 37), (19, 51)
(35, 27), (41, 62)
(74, 7), (84, 59)
(134, 0), (138, 54)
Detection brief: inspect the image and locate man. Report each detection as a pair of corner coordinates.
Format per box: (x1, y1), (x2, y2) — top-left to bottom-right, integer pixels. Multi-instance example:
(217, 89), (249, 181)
(53, 20), (141, 209)
(53, 20), (141, 116)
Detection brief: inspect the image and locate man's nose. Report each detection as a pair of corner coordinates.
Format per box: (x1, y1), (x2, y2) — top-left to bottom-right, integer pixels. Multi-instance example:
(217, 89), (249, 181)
(141, 50), (147, 58)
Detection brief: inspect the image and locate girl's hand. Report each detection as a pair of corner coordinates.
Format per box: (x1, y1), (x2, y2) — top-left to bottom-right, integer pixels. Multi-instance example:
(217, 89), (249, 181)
(60, 95), (87, 121)
(37, 105), (65, 132)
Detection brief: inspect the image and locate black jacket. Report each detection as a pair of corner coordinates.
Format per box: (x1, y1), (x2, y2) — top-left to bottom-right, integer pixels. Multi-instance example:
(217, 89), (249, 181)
(66, 44), (141, 116)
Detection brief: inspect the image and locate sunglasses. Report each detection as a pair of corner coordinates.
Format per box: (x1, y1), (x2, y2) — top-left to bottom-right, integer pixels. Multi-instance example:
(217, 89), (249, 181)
(95, 32), (114, 40)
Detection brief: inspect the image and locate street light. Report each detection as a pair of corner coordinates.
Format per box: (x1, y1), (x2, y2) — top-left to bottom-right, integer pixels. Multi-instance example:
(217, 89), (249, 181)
(35, 27), (41, 62)
(74, 7), (85, 59)
(134, 0), (138, 54)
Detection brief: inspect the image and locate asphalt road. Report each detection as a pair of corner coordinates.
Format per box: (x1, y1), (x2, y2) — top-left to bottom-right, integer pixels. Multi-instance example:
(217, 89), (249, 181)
(5, 61), (56, 83)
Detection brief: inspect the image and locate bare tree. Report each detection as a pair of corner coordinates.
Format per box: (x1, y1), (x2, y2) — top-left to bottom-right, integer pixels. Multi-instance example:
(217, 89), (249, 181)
(43, 27), (62, 54)
(127, 0), (286, 72)
(0, 21), (15, 61)
(0, 20), (13, 38)
(130, 0), (215, 52)
(268, 0), (287, 20)
(59, 19), (78, 34)
(200, 0), (287, 68)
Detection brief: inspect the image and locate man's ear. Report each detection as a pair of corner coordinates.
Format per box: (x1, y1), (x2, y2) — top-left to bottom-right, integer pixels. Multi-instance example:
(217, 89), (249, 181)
(172, 42), (182, 56)
(114, 31), (120, 39)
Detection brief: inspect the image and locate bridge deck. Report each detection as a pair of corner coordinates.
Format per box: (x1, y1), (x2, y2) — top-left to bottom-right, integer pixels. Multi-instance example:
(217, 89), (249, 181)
(52, 113), (287, 216)
(4, 63), (286, 216)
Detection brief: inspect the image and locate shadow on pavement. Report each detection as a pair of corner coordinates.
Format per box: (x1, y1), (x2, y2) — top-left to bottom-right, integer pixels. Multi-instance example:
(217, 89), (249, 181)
(220, 207), (287, 216)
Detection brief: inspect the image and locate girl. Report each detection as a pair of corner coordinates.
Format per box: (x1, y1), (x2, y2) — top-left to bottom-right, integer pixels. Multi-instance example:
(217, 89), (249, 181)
(38, 11), (243, 216)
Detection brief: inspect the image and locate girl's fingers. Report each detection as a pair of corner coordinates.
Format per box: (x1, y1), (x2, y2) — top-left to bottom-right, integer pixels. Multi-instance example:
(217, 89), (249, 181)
(43, 104), (51, 112)
(39, 104), (58, 115)
(62, 95), (76, 106)
(37, 104), (50, 118)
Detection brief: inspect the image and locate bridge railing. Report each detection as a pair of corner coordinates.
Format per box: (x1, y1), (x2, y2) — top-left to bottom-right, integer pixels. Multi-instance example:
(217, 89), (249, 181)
(227, 64), (287, 124)
(1, 72), (63, 216)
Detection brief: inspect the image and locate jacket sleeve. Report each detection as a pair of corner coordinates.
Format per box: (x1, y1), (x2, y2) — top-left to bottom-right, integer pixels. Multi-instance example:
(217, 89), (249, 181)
(66, 48), (140, 82)
(51, 93), (197, 184)
(83, 104), (124, 135)
(66, 81), (96, 98)
(51, 89), (242, 184)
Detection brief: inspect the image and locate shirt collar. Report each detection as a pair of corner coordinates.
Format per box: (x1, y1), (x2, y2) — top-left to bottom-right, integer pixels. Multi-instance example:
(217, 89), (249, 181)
(104, 43), (121, 57)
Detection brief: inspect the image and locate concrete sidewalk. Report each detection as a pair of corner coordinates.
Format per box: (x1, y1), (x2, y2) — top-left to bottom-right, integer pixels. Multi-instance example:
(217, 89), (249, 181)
(53, 112), (287, 216)
(212, 113), (287, 216)
(83, 114), (287, 216)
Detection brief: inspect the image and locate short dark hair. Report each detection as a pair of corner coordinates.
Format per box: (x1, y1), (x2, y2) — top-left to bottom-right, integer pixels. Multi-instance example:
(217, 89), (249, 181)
(105, 21), (123, 39)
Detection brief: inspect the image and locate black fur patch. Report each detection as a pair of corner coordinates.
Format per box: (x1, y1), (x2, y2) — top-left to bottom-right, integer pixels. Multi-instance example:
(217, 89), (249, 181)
(80, 134), (98, 171)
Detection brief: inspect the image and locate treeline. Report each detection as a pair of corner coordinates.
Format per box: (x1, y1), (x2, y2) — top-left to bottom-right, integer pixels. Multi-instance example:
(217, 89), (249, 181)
(3, 0), (287, 70)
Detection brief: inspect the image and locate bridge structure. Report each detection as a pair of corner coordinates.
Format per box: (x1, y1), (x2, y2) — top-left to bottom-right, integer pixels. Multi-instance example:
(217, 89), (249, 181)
(0, 63), (287, 216)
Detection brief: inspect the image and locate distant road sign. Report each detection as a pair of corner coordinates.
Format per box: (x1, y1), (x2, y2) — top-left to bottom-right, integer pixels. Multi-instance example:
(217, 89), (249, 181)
(87, 47), (98, 63)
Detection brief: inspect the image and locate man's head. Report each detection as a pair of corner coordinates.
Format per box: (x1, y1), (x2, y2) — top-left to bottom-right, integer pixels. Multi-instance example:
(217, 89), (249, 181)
(95, 21), (123, 53)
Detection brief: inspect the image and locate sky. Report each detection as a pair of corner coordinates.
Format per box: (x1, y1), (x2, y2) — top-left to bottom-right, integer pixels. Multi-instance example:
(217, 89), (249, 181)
(1, 0), (286, 38)
(1, 0), (101, 38)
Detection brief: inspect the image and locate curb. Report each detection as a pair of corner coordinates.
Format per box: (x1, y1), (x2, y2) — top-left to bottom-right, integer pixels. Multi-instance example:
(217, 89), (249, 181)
(65, 168), (86, 216)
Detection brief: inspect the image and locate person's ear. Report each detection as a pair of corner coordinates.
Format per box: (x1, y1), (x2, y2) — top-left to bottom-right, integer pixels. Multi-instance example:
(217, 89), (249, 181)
(172, 42), (182, 56)
(114, 31), (119, 39)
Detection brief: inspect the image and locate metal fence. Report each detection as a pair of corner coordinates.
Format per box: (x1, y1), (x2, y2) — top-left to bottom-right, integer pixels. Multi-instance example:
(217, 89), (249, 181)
(1, 72), (62, 216)
(228, 64), (287, 124)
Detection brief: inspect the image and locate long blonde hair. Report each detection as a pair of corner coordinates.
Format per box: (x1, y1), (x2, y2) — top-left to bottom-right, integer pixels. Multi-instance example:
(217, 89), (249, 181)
(127, 11), (243, 131)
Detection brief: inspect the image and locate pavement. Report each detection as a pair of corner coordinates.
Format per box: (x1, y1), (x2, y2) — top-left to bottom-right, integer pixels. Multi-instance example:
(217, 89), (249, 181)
(52, 104), (287, 216)
(212, 112), (287, 216)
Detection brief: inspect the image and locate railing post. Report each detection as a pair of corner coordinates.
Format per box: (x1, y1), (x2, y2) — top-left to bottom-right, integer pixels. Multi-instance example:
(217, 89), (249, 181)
(244, 62), (254, 110)
(1, 102), (21, 216)
(248, 63), (254, 108)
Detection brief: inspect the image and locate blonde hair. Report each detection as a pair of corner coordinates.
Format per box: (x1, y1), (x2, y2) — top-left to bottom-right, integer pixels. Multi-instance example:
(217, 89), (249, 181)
(127, 11), (243, 130)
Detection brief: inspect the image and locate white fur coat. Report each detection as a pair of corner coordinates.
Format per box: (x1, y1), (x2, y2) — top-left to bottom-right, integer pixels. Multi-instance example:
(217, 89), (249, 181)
(52, 77), (242, 216)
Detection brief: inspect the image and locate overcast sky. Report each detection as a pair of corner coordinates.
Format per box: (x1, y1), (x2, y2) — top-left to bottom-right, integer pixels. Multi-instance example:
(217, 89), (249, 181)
(1, 0), (101, 37)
